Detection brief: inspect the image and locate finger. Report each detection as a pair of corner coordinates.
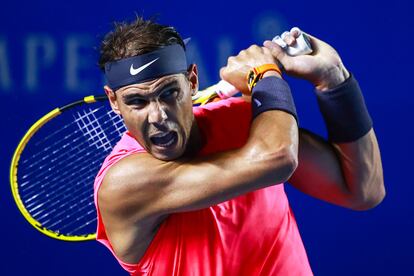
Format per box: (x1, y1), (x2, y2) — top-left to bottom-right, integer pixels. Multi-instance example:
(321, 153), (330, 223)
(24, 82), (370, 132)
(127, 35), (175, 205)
(263, 40), (291, 69)
(246, 44), (262, 54)
(281, 31), (289, 40)
(283, 33), (296, 47)
(261, 46), (276, 62)
(227, 55), (236, 64)
(261, 46), (285, 71)
(261, 46), (272, 55)
(290, 27), (302, 38)
(272, 35), (288, 49)
(238, 49), (247, 57)
(219, 65), (238, 81)
(219, 66), (227, 80)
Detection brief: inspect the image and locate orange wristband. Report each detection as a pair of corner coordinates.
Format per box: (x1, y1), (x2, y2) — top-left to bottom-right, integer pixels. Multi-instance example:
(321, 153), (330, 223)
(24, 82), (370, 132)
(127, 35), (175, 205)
(246, 64), (282, 92)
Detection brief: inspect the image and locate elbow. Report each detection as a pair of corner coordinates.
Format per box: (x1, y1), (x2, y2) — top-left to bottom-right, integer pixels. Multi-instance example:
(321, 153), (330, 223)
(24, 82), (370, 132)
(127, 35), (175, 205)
(349, 182), (386, 211)
(245, 132), (299, 184)
(267, 144), (298, 184)
(281, 147), (299, 181)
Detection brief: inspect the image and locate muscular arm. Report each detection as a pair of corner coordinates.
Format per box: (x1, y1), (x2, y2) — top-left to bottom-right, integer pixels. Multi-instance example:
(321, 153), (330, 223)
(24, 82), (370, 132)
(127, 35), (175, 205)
(289, 128), (384, 210)
(264, 28), (385, 210)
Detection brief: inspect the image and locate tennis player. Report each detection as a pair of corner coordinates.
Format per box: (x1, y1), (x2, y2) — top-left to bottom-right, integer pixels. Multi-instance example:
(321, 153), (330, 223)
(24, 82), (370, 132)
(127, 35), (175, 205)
(94, 17), (385, 275)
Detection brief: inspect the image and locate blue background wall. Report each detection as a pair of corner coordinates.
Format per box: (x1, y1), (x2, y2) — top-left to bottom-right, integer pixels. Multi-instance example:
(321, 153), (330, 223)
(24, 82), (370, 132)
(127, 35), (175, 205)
(1, 1), (412, 275)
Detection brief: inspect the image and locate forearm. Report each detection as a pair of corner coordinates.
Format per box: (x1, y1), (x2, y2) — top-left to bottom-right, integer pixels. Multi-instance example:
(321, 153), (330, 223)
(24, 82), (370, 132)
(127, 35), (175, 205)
(228, 73), (299, 185)
(242, 75), (298, 183)
(289, 72), (385, 209)
(242, 110), (298, 180)
(332, 129), (384, 209)
(275, 68), (384, 209)
(314, 73), (385, 209)
(289, 127), (384, 210)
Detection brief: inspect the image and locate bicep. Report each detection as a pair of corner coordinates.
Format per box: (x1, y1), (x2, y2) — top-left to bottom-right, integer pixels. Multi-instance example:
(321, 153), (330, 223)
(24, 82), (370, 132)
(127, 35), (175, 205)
(288, 128), (353, 207)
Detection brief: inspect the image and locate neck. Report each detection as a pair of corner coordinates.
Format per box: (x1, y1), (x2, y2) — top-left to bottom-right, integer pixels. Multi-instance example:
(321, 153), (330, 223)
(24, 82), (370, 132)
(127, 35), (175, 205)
(182, 119), (205, 158)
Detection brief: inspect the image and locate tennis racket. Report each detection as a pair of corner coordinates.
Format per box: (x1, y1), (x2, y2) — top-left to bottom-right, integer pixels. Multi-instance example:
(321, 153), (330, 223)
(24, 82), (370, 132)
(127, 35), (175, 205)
(10, 31), (312, 242)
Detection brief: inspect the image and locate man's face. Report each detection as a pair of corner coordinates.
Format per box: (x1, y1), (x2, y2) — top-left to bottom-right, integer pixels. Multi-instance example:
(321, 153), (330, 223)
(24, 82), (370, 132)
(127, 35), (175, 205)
(107, 73), (195, 161)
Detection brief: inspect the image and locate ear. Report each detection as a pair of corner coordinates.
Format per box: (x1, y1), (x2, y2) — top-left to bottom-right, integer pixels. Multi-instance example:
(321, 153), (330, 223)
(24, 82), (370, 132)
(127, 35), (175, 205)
(104, 85), (121, 115)
(187, 64), (199, 94)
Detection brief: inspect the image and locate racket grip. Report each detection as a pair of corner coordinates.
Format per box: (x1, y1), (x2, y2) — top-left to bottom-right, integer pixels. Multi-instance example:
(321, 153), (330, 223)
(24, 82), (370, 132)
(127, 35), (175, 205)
(216, 32), (313, 99)
(272, 32), (313, 56)
(214, 80), (239, 99)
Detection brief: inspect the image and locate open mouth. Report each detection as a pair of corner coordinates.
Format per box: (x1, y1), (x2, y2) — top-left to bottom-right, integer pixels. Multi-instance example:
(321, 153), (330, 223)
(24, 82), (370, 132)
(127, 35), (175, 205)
(150, 131), (178, 148)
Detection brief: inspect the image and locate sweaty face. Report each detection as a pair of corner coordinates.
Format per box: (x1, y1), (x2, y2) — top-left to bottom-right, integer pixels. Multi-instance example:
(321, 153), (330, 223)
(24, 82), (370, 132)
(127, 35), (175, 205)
(114, 74), (194, 161)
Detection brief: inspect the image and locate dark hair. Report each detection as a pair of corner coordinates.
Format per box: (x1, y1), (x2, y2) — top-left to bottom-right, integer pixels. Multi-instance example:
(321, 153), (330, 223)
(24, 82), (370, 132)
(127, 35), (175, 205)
(98, 16), (185, 71)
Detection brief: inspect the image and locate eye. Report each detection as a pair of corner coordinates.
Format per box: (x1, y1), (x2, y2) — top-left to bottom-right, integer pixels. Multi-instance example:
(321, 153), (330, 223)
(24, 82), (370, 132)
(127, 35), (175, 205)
(125, 98), (147, 107)
(160, 89), (177, 99)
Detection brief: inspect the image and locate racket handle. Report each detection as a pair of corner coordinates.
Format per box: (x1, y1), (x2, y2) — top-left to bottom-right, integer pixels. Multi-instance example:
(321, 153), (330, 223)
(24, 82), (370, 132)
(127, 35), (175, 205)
(216, 32), (313, 99)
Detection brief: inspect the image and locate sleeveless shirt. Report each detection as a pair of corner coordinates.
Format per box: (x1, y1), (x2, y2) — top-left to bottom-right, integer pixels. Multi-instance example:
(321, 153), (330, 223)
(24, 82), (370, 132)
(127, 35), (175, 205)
(94, 97), (312, 275)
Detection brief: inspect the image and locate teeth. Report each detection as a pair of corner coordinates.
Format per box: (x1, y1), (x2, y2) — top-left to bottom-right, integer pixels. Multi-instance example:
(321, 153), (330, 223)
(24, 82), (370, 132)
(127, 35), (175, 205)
(152, 132), (169, 138)
(163, 137), (175, 146)
(150, 131), (177, 148)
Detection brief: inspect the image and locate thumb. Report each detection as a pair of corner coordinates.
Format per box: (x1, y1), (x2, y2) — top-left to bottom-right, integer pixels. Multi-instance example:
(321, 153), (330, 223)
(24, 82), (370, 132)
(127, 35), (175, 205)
(219, 66), (235, 82)
(219, 66), (226, 80)
(263, 40), (293, 71)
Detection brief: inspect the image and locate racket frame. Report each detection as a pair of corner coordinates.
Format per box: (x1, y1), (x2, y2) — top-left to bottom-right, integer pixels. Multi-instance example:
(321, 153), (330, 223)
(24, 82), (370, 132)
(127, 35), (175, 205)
(9, 95), (107, 241)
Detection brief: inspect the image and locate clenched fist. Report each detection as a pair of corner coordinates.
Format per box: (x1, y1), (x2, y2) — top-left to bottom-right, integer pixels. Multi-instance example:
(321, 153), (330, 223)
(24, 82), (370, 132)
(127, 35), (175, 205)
(220, 45), (281, 95)
(264, 27), (350, 91)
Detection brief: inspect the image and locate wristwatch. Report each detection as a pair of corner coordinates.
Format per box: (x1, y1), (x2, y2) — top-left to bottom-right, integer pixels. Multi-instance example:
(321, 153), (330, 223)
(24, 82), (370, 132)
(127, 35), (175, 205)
(247, 64), (282, 92)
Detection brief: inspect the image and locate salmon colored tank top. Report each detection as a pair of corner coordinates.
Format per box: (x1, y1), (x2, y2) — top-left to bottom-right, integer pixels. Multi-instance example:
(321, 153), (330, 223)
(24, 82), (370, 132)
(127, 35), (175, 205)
(94, 97), (312, 275)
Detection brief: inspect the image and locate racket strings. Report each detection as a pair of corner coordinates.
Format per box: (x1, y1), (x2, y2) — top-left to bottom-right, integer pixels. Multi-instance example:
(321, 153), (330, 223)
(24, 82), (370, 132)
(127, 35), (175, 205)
(22, 140), (99, 190)
(20, 107), (122, 175)
(21, 130), (108, 199)
(26, 162), (97, 215)
(18, 102), (126, 236)
(26, 159), (103, 223)
(22, 118), (124, 210)
(75, 107), (115, 151)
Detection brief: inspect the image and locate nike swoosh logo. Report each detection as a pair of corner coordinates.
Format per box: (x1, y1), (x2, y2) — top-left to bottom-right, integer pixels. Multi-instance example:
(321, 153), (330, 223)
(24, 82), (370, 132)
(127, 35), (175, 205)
(254, 98), (262, 107)
(130, 58), (159, 76)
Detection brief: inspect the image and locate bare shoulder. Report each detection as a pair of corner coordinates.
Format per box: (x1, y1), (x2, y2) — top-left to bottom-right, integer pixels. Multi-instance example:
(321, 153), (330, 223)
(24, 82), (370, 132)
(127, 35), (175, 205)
(98, 152), (171, 222)
(97, 152), (172, 263)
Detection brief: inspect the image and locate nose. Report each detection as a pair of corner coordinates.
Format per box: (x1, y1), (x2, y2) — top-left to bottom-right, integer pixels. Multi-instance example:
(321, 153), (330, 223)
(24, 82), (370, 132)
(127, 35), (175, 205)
(148, 100), (168, 125)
